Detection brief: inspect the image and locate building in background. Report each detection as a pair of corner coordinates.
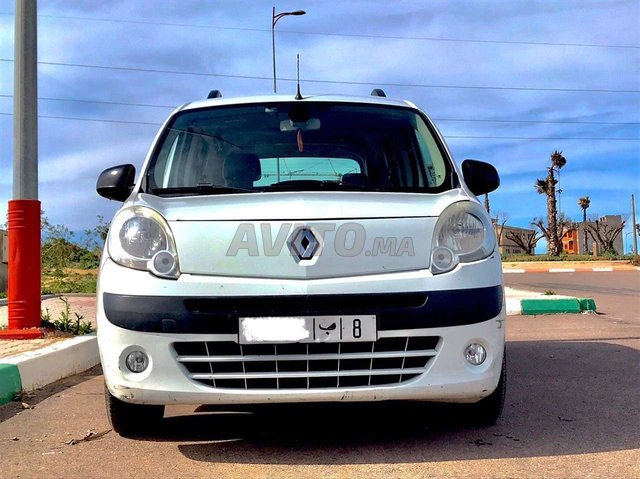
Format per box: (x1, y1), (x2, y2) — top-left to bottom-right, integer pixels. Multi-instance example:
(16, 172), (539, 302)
(562, 227), (580, 255)
(562, 215), (624, 255)
(493, 223), (538, 255)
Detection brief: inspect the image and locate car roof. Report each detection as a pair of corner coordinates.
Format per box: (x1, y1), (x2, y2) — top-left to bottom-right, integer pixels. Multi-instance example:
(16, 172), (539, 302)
(180, 94), (416, 112)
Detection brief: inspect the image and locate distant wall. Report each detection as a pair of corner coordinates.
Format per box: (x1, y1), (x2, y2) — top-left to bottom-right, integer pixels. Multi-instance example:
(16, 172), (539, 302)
(0, 229), (7, 291)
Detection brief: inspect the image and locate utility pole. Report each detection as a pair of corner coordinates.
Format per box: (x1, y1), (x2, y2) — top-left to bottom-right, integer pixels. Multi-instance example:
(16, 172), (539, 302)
(0, 0), (42, 339)
(632, 194), (638, 259)
(271, 7), (305, 94)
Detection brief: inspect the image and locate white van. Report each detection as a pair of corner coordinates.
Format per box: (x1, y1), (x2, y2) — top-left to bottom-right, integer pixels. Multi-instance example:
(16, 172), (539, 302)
(96, 90), (505, 436)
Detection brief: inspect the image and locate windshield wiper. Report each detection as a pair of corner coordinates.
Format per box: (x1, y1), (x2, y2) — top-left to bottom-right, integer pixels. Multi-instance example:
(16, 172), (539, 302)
(263, 180), (376, 192)
(152, 184), (253, 196)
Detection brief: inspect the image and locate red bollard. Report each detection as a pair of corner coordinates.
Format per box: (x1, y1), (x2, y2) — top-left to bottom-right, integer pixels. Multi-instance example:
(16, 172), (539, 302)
(0, 200), (42, 339)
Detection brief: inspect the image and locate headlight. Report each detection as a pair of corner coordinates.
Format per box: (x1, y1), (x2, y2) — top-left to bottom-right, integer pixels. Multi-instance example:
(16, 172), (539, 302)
(107, 206), (180, 279)
(431, 201), (496, 275)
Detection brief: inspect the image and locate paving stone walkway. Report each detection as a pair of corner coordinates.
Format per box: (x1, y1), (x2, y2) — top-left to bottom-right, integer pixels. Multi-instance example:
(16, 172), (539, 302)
(0, 295), (96, 360)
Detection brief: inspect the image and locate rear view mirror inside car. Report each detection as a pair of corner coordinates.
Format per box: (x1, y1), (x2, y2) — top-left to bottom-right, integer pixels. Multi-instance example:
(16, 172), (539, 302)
(280, 118), (321, 131)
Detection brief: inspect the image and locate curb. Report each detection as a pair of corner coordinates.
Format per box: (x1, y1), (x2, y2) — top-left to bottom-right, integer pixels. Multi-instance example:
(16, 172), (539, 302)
(0, 364), (21, 405)
(507, 297), (597, 316)
(0, 294), (60, 308)
(503, 268), (636, 273)
(0, 335), (99, 405)
(502, 262), (639, 274)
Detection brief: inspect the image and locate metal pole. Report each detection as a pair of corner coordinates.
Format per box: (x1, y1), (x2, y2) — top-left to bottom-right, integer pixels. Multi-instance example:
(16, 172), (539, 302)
(271, 8), (305, 94)
(1, 0), (42, 339)
(13, 0), (38, 200)
(632, 193), (638, 258)
(272, 6), (277, 93)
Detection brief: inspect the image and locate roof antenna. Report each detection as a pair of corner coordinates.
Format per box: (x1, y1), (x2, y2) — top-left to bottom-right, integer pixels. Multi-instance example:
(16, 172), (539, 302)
(295, 53), (303, 100)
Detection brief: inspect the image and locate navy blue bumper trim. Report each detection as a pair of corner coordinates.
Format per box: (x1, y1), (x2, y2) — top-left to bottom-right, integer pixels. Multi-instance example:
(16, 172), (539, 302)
(103, 286), (503, 334)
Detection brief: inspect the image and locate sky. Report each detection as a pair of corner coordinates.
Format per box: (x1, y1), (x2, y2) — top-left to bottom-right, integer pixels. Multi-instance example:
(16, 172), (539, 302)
(0, 0), (638, 251)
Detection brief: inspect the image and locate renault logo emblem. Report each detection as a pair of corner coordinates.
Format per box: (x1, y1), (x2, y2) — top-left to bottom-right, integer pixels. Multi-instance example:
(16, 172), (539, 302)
(289, 228), (319, 260)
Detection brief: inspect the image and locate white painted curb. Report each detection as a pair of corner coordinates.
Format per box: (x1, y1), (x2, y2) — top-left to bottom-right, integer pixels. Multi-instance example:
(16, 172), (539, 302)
(4, 335), (99, 391)
(549, 268), (576, 273)
(506, 298), (523, 315)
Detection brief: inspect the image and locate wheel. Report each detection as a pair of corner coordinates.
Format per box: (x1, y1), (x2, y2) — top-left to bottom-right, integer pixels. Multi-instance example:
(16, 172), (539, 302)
(104, 384), (164, 437)
(463, 351), (507, 427)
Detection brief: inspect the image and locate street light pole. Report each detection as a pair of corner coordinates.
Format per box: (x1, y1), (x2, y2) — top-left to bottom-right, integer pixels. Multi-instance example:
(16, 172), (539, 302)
(271, 6), (305, 94)
(1, 0), (42, 339)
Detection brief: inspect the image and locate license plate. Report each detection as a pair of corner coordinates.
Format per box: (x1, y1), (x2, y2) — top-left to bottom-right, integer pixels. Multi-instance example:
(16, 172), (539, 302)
(239, 315), (376, 344)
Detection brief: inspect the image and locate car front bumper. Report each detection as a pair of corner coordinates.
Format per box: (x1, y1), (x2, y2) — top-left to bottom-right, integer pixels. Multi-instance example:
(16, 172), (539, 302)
(98, 257), (505, 406)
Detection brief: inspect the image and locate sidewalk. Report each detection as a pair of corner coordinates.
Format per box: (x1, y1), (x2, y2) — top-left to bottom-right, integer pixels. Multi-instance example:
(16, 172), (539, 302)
(0, 295), (97, 331)
(0, 287), (597, 404)
(0, 296), (99, 404)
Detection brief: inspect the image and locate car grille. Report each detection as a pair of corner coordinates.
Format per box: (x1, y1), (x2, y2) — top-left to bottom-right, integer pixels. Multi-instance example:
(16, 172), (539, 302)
(173, 336), (440, 390)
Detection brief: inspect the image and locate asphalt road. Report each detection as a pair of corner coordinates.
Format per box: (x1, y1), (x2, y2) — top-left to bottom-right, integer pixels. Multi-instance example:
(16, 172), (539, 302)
(1, 272), (638, 478)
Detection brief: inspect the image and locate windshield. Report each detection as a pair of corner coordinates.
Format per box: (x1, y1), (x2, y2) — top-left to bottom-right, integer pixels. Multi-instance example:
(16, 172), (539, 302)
(145, 102), (453, 196)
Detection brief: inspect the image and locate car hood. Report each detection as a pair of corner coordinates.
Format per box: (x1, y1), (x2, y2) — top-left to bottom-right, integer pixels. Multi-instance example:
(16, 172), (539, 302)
(134, 190), (470, 221)
(131, 190), (471, 280)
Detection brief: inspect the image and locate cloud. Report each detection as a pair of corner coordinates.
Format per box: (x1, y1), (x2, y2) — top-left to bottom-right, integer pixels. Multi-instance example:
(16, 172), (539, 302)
(0, 0), (637, 236)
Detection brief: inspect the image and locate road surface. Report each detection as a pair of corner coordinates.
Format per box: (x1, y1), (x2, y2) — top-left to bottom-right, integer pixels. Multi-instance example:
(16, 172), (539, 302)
(0, 272), (638, 478)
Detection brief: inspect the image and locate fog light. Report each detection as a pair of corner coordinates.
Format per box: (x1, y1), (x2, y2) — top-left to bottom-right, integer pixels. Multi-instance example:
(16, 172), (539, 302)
(431, 246), (457, 273)
(152, 250), (176, 275)
(465, 343), (487, 366)
(125, 350), (149, 373)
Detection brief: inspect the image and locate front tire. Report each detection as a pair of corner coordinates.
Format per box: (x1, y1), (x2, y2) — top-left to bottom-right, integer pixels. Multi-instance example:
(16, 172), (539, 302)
(104, 384), (164, 437)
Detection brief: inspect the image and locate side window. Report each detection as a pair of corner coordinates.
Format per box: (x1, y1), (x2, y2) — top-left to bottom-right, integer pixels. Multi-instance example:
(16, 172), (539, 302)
(414, 120), (446, 187)
(151, 131), (226, 189)
(149, 130), (181, 190)
(161, 134), (180, 188)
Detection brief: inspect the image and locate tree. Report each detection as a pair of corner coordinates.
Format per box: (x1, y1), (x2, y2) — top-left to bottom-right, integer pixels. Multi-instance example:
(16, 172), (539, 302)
(41, 214), (77, 271)
(492, 211), (509, 247)
(534, 150), (566, 255)
(585, 218), (625, 255)
(83, 215), (110, 256)
(532, 213), (571, 254)
(504, 230), (542, 255)
(484, 194), (490, 214)
(578, 196), (591, 254)
(41, 213), (106, 271)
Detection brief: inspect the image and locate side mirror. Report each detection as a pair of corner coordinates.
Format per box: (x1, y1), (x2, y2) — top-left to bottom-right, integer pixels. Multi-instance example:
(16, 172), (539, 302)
(96, 164), (136, 201)
(461, 159), (500, 196)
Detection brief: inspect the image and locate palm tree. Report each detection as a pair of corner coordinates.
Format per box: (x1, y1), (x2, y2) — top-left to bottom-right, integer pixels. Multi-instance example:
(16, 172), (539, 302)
(534, 150), (566, 256)
(578, 196), (591, 254)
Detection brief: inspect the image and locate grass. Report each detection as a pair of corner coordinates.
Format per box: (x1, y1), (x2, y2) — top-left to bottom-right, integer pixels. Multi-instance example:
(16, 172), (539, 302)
(543, 290), (556, 295)
(1, 269), (97, 298)
(41, 269), (97, 294)
(41, 297), (94, 335)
